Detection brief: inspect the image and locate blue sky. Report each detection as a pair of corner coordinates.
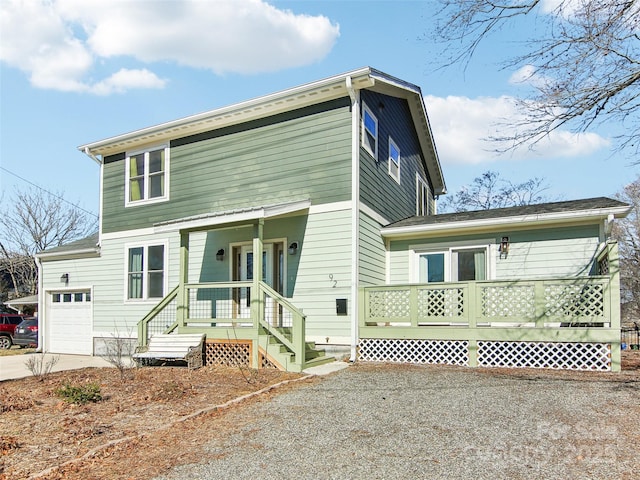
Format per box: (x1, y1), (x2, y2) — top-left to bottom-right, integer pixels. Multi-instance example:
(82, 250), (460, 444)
(1, 0), (637, 217)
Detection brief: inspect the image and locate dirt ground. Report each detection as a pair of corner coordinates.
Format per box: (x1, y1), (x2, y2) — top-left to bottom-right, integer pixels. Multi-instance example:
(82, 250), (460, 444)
(1, 352), (639, 480)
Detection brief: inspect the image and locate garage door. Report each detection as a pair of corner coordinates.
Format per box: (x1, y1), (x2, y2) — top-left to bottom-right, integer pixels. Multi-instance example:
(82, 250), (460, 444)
(48, 291), (93, 354)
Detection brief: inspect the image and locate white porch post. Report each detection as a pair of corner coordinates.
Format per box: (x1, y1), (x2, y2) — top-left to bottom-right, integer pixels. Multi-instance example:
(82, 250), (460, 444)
(251, 219), (264, 368)
(177, 231), (190, 329)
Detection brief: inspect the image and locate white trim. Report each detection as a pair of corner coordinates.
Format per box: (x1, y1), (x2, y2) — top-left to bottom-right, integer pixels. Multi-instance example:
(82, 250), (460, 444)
(361, 101), (378, 159)
(388, 137), (400, 184)
(123, 240), (169, 303)
(382, 206), (632, 238)
(360, 202), (390, 227)
(101, 227), (156, 241)
(348, 77), (360, 363)
(309, 200), (352, 214)
(124, 144), (170, 207)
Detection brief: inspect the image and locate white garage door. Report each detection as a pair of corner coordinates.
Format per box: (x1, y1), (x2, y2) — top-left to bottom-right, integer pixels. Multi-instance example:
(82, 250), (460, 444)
(48, 291), (93, 355)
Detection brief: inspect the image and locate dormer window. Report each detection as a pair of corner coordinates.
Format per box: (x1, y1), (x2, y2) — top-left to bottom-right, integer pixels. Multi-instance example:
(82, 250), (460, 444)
(125, 145), (169, 206)
(362, 102), (378, 159)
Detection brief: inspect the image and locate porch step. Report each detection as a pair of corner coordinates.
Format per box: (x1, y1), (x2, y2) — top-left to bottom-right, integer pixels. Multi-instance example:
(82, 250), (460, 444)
(258, 335), (334, 372)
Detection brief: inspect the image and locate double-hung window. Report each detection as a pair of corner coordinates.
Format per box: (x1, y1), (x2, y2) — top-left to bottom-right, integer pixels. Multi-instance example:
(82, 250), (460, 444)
(125, 145), (169, 206)
(362, 103), (378, 159)
(126, 243), (166, 300)
(388, 137), (400, 183)
(414, 244), (491, 283)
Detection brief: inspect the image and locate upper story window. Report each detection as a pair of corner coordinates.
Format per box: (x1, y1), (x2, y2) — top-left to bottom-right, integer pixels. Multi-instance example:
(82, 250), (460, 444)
(125, 145), (169, 206)
(388, 137), (400, 183)
(416, 175), (429, 216)
(126, 243), (166, 300)
(362, 103), (378, 159)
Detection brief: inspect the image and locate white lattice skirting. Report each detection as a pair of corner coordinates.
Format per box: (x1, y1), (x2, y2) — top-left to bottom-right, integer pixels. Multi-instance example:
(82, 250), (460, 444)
(358, 339), (469, 366)
(477, 341), (611, 371)
(358, 339), (611, 371)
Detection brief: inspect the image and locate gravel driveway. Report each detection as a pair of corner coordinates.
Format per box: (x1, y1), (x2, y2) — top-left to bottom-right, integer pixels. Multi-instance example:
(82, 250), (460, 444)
(155, 363), (639, 480)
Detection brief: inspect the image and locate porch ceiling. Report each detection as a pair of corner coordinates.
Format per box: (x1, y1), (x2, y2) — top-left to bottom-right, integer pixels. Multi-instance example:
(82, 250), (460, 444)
(153, 199), (311, 233)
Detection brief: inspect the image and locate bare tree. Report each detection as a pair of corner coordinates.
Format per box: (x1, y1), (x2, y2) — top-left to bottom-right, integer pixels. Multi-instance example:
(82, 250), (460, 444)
(0, 188), (97, 297)
(432, 1), (640, 157)
(438, 170), (551, 212)
(612, 176), (640, 323)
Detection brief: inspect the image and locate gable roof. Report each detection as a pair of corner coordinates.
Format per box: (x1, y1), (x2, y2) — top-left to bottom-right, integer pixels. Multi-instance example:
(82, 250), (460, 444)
(382, 197), (631, 238)
(78, 67), (445, 195)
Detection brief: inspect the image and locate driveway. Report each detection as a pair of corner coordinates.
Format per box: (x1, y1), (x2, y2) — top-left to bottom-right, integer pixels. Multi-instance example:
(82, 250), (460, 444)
(0, 353), (112, 381)
(154, 363), (639, 480)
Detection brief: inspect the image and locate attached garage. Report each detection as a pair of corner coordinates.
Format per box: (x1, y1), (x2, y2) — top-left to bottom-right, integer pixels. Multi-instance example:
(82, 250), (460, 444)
(47, 291), (93, 355)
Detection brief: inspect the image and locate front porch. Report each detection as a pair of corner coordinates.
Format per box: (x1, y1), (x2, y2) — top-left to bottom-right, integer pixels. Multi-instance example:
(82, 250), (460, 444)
(358, 242), (622, 372)
(136, 280), (330, 372)
(137, 213), (332, 372)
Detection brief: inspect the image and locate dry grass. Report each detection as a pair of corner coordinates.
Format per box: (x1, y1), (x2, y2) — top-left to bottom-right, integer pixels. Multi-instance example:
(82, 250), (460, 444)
(0, 365), (309, 480)
(1, 351), (638, 480)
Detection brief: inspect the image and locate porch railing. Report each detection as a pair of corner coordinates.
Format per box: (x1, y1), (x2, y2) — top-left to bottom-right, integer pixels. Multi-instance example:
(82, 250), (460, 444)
(137, 281), (306, 367)
(137, 285), (179, 347)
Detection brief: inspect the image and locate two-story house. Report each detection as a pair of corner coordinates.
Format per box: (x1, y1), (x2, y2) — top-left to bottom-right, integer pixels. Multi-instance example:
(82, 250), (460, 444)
(37, 67), (629, 372)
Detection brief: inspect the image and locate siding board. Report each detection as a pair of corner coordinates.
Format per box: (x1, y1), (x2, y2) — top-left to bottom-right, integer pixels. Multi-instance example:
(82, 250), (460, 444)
(102, 100), (352, 233)
(359, 90), (432, 223)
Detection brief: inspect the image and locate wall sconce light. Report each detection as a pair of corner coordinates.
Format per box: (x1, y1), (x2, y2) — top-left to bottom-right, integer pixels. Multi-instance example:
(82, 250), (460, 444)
(216, 248), (225, 261)
(60, 273), (69, 284)
(288, 242), (298, 255)
(499, 236), (510, 258)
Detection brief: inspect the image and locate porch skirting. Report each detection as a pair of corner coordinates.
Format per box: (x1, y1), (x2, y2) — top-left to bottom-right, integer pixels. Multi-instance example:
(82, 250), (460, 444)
(204, 339), (277, 369)
(358, 339), (612, 371)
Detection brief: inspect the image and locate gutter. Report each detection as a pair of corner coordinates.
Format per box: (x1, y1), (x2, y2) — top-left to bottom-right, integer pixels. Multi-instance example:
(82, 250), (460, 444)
(347, 76), (359, 363)
(83, 147), (102, 165)
(382, 205), (633, 239)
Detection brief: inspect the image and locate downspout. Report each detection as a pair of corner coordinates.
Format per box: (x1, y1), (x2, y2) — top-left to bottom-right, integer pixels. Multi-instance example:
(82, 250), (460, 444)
(82, 147), (103, 241)
(346, 76), (360, 362)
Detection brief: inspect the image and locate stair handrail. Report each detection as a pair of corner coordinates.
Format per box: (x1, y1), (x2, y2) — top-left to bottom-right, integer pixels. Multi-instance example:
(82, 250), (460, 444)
(258, 281), (306, 366)
(137, 285), (179, 347)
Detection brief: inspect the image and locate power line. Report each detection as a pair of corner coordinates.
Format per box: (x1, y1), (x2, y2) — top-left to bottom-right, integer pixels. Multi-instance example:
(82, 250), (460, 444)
(0, 166), (98, 219)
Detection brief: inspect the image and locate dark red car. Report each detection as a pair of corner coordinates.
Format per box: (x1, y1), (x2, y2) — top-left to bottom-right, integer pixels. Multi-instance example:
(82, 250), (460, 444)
(0, 313), (29, 349)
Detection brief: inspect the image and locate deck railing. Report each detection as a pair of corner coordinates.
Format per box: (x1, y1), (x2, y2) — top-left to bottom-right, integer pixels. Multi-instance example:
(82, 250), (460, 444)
(358, 275), (621, 371)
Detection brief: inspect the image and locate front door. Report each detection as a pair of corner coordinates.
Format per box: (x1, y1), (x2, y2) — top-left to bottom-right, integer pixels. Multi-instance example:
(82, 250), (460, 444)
(236, 244), (274, 319)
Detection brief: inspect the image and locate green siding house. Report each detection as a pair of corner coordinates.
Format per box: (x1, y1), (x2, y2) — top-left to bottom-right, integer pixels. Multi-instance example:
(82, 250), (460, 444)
(37, 68), (630, 372)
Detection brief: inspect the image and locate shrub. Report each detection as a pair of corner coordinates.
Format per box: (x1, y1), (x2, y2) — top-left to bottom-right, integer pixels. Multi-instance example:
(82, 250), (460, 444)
(56, 383), (103, 405)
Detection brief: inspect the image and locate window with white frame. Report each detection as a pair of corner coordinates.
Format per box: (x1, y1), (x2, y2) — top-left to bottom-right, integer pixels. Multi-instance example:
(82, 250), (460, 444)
(126, 243), (166, 300)
(362, 103), (378, 159)
(388, 137), (400, 183)
(414, 244), (491, 283)
(125, 145), (169, 205)
(416, 175), (429, 216)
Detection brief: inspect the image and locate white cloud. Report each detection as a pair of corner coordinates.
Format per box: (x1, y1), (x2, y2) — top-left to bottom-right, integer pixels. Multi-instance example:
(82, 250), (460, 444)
(90, 68), (168, 95)
(424, 95), (610, 165)
(0, 0), (340, 94)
